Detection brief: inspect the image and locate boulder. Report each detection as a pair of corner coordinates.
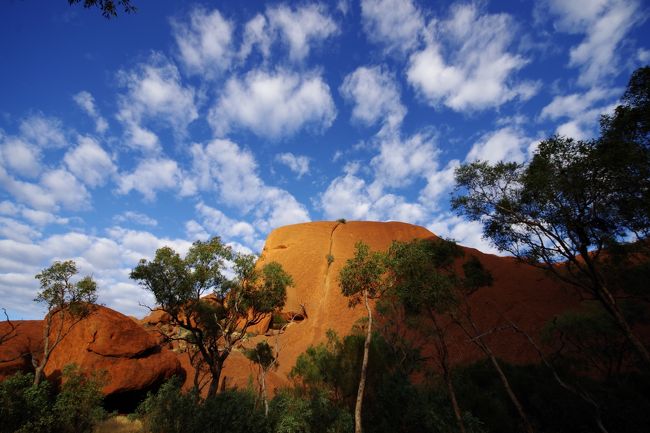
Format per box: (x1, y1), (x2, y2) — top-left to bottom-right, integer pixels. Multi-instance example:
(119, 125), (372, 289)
(0, 320), (42, 380)
(43, 305), (182, 409)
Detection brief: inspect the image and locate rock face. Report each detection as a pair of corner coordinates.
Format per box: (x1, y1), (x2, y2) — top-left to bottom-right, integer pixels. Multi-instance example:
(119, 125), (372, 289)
(43, 305), (182, 410)
(0, 320), (42, 380)
(243, 221), (579, 383)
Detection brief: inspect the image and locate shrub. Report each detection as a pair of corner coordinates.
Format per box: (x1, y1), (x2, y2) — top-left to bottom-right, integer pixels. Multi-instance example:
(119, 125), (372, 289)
(54, 364), (107, 433)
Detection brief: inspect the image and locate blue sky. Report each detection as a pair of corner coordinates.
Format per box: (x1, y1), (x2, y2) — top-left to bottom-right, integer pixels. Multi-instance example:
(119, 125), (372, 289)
(1, 0), (648, 319)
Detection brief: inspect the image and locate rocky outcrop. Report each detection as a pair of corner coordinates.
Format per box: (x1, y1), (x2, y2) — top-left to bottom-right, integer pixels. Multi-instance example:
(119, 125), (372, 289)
(43, 305), (182, 406)
(0, 320), (42, 380)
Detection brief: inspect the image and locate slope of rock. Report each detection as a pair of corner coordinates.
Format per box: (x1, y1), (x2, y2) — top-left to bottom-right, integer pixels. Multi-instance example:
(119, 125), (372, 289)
(248, 221), (579, 382)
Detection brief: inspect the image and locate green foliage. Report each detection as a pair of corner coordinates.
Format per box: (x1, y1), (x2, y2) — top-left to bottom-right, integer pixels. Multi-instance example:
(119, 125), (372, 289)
(137, 378), (268, 433)
(339, 242), (387, 305)
(326, 254), (335, 266)
(68, 0), (136, 18)
(35, 260), (98, 312)
(130, 236), (293, 396)
(0, 366), (106, 433)
(0, 372), (53, 433)
(244, 341), (277, 371)
(337, 219), (347, 224)
(386, 238), (463, 315)
(542, 302), (644, 377)
(54, 364), (107, 433)
(269, 388), (353, 433)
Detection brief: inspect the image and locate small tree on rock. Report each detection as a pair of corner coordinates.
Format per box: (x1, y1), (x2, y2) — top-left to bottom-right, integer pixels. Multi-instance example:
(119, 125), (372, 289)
(33, 260), (98, 385)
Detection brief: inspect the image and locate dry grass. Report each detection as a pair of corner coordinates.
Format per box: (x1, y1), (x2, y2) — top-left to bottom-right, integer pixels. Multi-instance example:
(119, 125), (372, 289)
(94, 415), (144, 433)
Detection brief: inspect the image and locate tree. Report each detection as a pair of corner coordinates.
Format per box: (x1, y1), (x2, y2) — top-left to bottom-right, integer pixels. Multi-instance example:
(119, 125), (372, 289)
(0, 308), (17, 348)
(452, 67), (650, 367)
(33, 260), (98, 385)
(244, 340), (277, 416)
(339, 241), (388, 433)
(68, 0), (136, 18)
(130, 237), (293, 398)
(452, 137), (650, 367)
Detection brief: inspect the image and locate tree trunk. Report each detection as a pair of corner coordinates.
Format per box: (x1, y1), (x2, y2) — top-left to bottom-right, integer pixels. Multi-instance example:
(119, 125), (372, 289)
(33, 315), (52, 386)
(207, 362), (223, 398)
(261, 369), (269, 416)
(431, 312), (466, 433)
(598, 283), (650, 367)
(484, 343), (535, 433)
(355, 289), (372, 433)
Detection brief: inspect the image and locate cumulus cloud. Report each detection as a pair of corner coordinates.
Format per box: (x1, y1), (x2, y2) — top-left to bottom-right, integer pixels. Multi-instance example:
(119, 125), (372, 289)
(0, 137), (41, 178)
(275, 152), (310, 178)
(19, 114), (67, 148)
(419, 159), (460, 207)
(73, 91), (108, 133)
(407, 4), (536, 111)
(194, 202), (258, 246)
(320, 172), (427, 223)
(547, 0), (641, 86)
(171, 6), (234, 78)
(466, 127), (532, 164)
(0, 227), (196, 318)
(340, 66), (405, 129)
(540, 88), (620, 139)
(0, 165), (90, 212)
(370, 131), (438, 190)
(427, 214), (500, 255)
(361, 0), (424, 54)
(64, 136), (116, 187)
(209, 69), (336, 138)
(117, 158), (188, 201)
(117, 54), (198, 151)
(265, 3), (338, 61)
(189, 139), (310, 232)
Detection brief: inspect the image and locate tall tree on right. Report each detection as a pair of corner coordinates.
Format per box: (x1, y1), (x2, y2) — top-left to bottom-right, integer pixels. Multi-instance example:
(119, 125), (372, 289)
(451, 66), (650, 367)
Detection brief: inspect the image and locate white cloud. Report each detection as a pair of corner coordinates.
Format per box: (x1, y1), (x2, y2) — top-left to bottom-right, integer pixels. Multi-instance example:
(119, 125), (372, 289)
(21, 208), (68, 226)
(361, 0), (424, 54)
(547, 0), (640, 86)
(0, 227), (196, 318)
(0, 217), (40, 242)
(340, 66), (405, 128)
(0, 165), (90, 211)
(370, 131), (438, 190)
(0, 137), (41, 178)
(265, 4), (338, 61)
(407, 4), (535, 111)
(276, 152), (310, 178)
(638, 48), (650, 63)
(540, 88), (619, 139)
(427, 214), (500, 255)
(419, 159), (460, 206)
(113, 211), (158, 227)
(117, 54), (198, 151)
(466, 127), (530, 164)
(194, 202), (257, 246)
(185, 220), (210, 242)
(64, 136), (116, 187)
(320, 172), (427, 223)
(240, 14), (272, 60)
(209, 69), (336, 138)
(540, 87), (619, 120)
(73, 91), (108, 133)
(19, 114), (67, 148)
(189, 139), (310, 232)
(117, 157), (186, 201)
(171, 6), (234, 78)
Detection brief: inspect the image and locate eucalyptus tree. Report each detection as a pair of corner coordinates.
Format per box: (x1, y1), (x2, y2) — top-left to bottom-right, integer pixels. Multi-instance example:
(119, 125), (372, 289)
(130, 237), (293, 397)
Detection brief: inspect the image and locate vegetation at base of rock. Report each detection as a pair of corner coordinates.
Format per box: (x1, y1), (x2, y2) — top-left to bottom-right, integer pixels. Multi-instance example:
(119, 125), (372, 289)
(0, 364), (106, 433)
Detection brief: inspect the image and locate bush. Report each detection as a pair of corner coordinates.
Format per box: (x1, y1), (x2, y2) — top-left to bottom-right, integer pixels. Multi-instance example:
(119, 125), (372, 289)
(137, 377), (268, 433)
(0, 371), (53, 433)
(0, 365), (105, 433)
(54, 364), (107, 433)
